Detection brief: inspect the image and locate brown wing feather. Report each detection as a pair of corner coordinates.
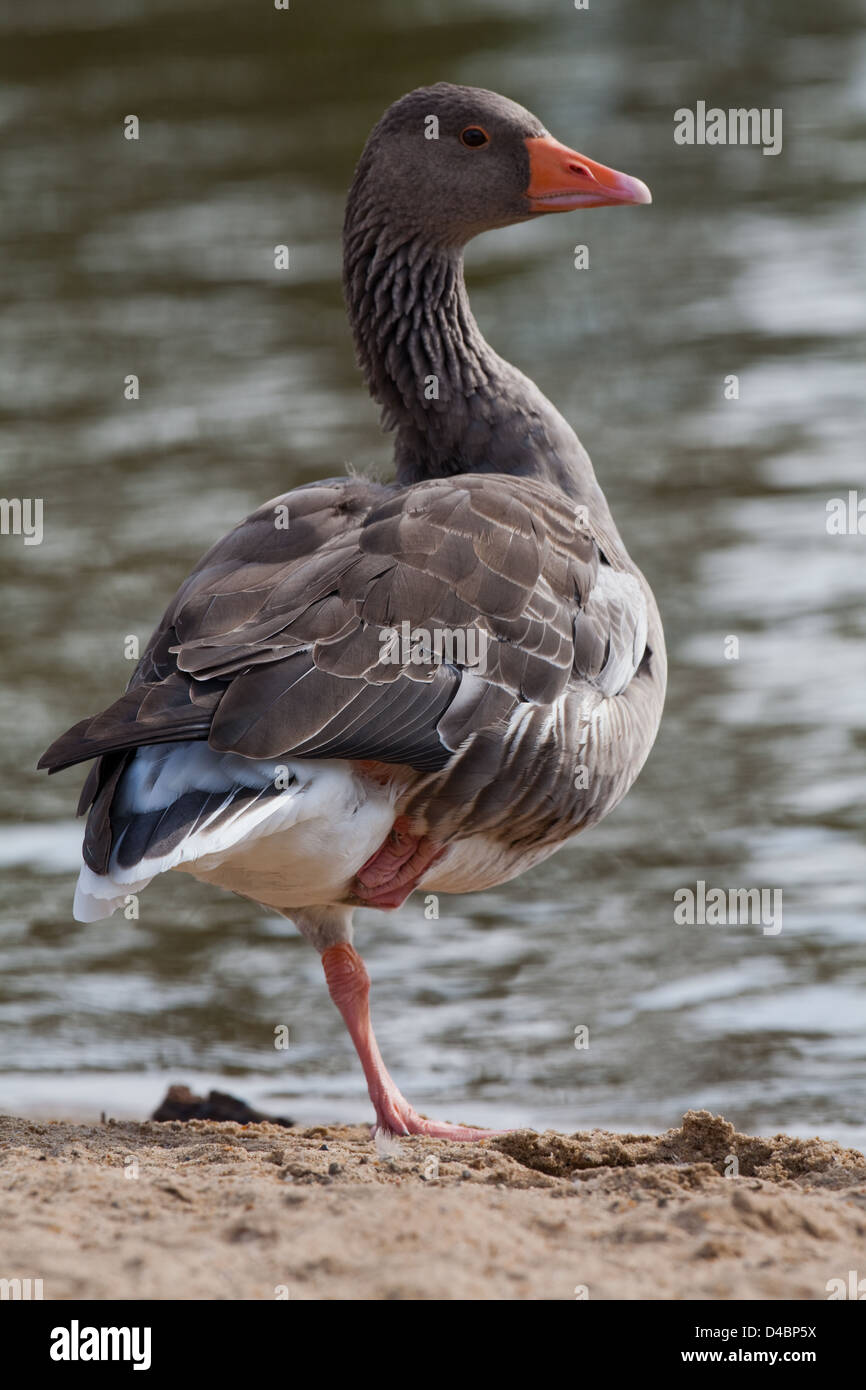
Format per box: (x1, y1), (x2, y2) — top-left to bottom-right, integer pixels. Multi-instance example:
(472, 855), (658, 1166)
(39, 474), (612, 823)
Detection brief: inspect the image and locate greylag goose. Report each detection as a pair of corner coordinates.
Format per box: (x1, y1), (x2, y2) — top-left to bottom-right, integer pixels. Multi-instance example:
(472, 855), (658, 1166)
(40, 84), (666, 1141)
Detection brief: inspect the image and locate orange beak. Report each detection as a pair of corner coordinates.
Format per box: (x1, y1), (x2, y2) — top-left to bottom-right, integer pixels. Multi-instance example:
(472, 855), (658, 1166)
(525, 134), (651, 212)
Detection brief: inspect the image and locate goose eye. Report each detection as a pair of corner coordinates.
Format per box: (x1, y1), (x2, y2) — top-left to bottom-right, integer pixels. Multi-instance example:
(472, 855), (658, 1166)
(460, 126), (489, 148)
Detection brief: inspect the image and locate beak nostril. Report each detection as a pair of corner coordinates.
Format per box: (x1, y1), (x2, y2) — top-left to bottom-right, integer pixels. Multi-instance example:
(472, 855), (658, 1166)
(525, 135), (650, 208)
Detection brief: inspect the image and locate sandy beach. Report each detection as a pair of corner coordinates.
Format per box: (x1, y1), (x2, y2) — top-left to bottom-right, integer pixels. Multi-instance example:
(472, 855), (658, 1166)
(1, 1107), (863, 1301)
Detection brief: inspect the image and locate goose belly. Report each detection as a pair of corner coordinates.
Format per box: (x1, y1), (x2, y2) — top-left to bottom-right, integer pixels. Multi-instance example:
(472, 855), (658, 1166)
(420, 834), (565, 896)
(177, 789), (394, 913)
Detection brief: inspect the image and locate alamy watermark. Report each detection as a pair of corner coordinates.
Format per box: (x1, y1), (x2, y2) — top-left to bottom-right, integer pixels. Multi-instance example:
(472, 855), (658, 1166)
(674, 880), (782, 936)
(674, 102), (782, 157)
(826, 491), (866, 535)
(826, 1270), (866, 1299)
(50, 1322), (151, 1370)
(1, 1276), (43, 1299)
(0, 498), (43, 545)
(379, 620), (488, 670)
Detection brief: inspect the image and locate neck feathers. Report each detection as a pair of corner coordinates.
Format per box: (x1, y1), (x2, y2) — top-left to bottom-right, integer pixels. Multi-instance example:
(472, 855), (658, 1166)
(343, 200), (598, 498)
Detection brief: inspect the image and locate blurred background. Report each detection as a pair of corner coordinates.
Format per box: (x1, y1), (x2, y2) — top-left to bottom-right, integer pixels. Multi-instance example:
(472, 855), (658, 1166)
(1, 0), (864, 1145)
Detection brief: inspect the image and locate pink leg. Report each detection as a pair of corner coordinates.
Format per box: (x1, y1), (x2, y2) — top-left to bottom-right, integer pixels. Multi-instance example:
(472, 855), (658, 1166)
(321, 942), (500, 1142)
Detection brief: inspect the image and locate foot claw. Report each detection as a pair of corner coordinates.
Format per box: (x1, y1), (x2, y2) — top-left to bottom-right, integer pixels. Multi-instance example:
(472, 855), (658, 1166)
(372, 1091), (506, 1143)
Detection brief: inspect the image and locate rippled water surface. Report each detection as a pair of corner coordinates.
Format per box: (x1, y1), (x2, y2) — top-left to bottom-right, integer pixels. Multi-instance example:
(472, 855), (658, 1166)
(1, 0), (864, 1145)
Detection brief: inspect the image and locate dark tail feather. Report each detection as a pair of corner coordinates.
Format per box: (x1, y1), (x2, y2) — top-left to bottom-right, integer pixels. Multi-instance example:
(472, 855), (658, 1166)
(37, 675), (221, 774)
(81, 752), (130, 873)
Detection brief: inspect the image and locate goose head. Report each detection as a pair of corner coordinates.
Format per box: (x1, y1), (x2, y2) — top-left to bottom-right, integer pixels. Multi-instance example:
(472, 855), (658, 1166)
(345, 81), (651, 250)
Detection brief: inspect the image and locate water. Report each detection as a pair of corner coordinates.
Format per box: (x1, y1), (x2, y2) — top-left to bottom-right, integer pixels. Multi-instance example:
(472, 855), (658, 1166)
(1, 0), (864, 1147)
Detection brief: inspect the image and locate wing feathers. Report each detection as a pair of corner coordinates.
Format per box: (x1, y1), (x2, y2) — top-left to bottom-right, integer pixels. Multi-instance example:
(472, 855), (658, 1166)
(41, 474), (654, 872)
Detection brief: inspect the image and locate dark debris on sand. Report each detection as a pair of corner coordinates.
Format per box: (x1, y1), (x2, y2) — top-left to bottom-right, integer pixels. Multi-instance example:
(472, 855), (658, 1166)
(150, 1084), (295, 1128)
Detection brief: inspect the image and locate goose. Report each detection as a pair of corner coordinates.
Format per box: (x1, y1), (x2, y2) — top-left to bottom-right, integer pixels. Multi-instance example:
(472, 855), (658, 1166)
(39, 84), (666, 1141)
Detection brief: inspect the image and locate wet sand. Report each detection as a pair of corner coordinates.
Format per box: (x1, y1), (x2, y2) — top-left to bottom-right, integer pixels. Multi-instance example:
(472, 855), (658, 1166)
(1, 1108), (864, 1300)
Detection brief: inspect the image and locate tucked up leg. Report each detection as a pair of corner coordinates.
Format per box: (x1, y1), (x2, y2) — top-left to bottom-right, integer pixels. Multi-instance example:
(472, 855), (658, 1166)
(353, 815), (445, 910)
